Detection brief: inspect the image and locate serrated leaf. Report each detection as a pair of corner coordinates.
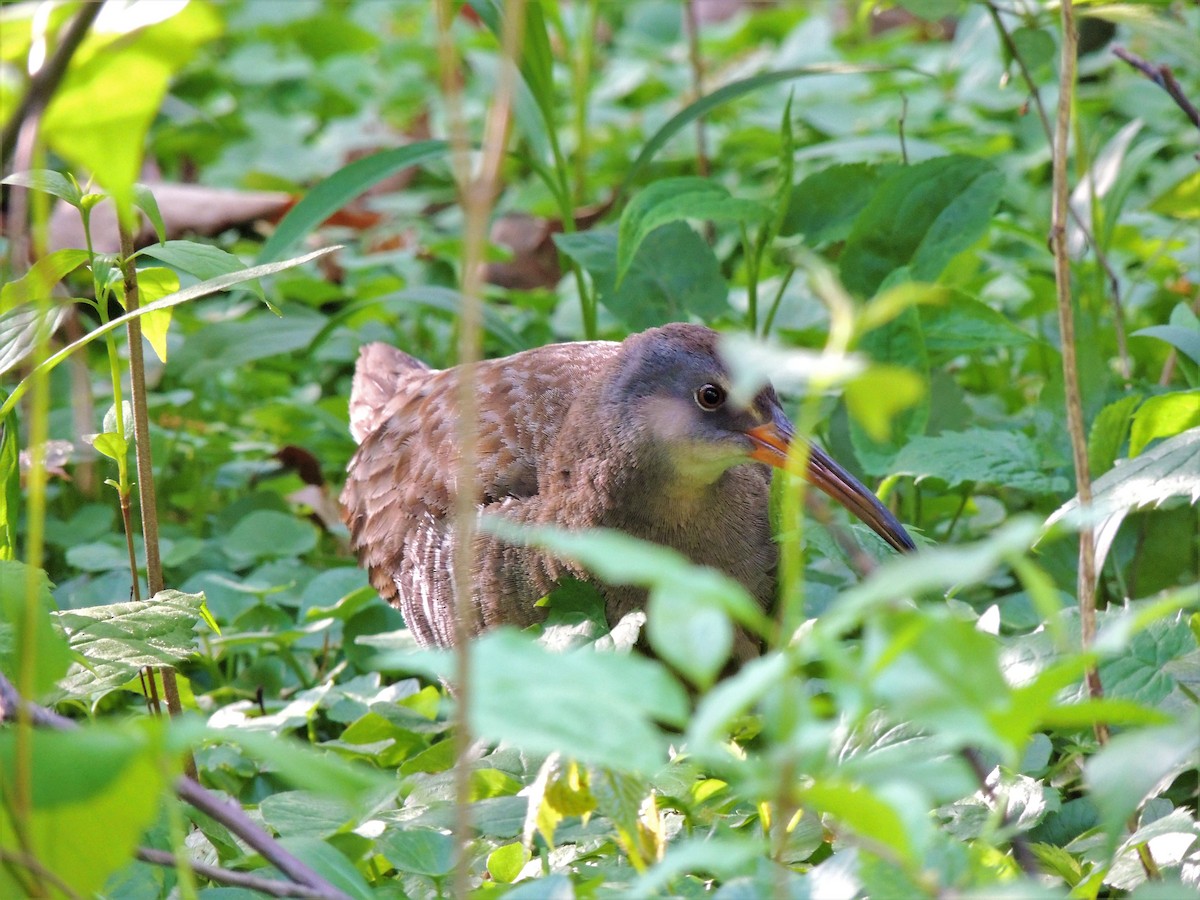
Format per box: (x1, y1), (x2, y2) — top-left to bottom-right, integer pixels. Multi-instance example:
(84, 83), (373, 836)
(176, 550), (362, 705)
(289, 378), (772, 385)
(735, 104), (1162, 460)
(919, 291), (1036, 360)
(393, 630), (687, 773)
(893, 428), (1069, 493)
(1130, 391), (1200, 457)
(618, 178), (766, 284)
(50, 590), (207, 701)
(1049, 427), (1200, 573)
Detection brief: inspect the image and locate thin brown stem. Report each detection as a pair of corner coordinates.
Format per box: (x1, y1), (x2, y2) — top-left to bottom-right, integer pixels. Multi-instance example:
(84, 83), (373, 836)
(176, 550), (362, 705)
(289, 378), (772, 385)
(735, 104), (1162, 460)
(136, 847), (334, 898)
(436, 0), (527, 894)
(683, 0), (710, 179)
(1050, 0), (1107, 747)
(1112, 46), (1200, 130)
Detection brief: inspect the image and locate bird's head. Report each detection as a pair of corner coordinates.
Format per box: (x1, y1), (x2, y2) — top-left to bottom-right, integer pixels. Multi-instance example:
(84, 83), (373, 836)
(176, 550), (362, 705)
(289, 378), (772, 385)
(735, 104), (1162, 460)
(607, 323), (915, 553)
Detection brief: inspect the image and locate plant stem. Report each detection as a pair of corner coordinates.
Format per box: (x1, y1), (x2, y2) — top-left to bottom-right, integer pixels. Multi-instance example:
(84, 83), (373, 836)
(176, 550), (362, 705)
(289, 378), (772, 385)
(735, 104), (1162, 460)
(1049, 0), (1107, 745)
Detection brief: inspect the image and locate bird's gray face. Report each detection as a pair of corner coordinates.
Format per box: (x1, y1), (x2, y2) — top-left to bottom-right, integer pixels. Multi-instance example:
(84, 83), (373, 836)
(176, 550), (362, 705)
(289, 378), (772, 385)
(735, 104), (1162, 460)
(607, 338), (784, 486)
(608, 326), (916, 553)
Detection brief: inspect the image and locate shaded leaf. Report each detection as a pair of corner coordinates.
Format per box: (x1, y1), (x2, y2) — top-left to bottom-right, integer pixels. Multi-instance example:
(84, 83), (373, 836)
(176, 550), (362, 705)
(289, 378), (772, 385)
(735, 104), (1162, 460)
(893, 428), (1069, 493)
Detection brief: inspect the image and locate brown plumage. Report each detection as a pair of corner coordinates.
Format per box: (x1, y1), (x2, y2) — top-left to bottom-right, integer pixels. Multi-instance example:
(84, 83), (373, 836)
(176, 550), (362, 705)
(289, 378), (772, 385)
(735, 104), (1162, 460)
(341, 323), (914, 660)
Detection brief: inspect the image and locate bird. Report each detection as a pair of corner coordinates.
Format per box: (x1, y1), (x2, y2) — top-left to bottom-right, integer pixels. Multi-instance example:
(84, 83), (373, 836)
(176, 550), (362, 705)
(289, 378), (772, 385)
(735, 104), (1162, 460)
(340, 323), (915, 662)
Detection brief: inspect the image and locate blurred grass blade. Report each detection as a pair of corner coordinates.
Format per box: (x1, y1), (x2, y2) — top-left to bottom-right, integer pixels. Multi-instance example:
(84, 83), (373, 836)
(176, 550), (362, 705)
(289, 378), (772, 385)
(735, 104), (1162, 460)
(257, 141), (450, 264)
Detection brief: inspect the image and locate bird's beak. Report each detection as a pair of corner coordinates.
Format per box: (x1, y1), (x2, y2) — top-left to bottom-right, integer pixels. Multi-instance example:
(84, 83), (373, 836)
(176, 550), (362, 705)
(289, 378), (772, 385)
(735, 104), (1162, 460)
(745, 416), (916, 553)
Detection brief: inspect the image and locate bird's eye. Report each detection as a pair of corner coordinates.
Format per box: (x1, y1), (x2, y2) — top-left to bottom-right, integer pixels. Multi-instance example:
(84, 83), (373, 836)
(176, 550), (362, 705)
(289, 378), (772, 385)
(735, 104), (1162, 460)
(694, 383), (726, 411)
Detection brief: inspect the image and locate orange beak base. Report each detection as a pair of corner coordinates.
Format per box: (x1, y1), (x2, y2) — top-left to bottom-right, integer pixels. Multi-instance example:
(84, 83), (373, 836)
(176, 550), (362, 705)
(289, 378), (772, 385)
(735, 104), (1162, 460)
(746, 420), (915, 554)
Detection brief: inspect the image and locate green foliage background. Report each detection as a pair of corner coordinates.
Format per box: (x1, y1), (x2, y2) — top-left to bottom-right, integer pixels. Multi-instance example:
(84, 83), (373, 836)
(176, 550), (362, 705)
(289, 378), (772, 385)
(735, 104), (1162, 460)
(1, 0), (1198, 897)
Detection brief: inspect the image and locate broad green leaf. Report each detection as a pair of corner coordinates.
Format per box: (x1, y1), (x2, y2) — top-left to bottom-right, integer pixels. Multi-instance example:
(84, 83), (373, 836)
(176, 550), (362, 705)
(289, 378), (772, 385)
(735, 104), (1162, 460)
(1133, 325), (1200, 366)
(276, 836), (374, 900)
(617, 178), (767, 284)
(394, 629), (687, 773)
(897, 0), (965, 19)
(111, 266), (179, 362)
(219, 727), (390, 798)
(840, 155), (1004, 297)
(918, 291), (1037, 360)
(0, 720), (179, 899)
(222, 510), (319, 565)
(782, 162), (897, 245)
(1089, 394), (1143, 476)
(259, 791), (360, 838)
(379, 828), (455, 877)
(646, 586), (732, 690)
(893, 428), (1070, 493)
(555, 224), (729, 330)
(0, 246), (340, 419)
(257, 140), (450, 264)
(1130, 391), (1200, 456)
(40, 2), (222, 211)
(1084, 716), (1200, 854)
(0, 248), (89, 311)
(487, 842), (530, 883)
(50, 590), (207, 701)
(802, 779), (915, 864)
(171, 307), (326, 384)
(1049, 427), (1200, 574)
(1009, 26), (1056, 73)
(0, 560), (71, 699)
(88, 432), (127, 463)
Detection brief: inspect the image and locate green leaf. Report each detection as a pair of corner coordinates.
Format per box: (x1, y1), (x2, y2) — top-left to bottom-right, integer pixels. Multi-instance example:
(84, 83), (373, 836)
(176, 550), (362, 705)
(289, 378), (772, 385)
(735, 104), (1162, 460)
(394, 630), (687, 773)
(623, 63), (900, 195)
(132, 183), (166, 245)
(0, 246), (339, 420)
(1133, 325), (1200, 366)
(1089, 394), (1143, 477)
(276, 836), (374, 900)
(487, 842), (530, 883)
(0, 248), (89, 312)
(0, 720), (180, 899)
(782, 162), (897, 245)
(1049, 427), (1200, 574)
(646, 586), (732, 690)
(1084, 716), (1200, 854)
(803, 779), (916, 864)
(379, 828), (455, 877)
(617, 178), (767, 285)
(844, 364), (925, 442)
(139, 240), (263, 302)
(51, 590), (206, 701)
(893, 428), (1070, 493)
(111, 266), (180, 363)
(897, 0), (965, 19)
(259, 791), (360, 838)
(1149, 169), (1200, 219)
(918, 291), (1036, 360)
(0, 560), (72, 699)
(0, 169), (83, 206)
(40, 2), (222, 210)
(840, 155), (1004, 297)
(257, 140), (450, 264)
(222, 510), (319, 565)
(1130, 391), (1200, 456)
(0, 304), (68, 376)
(555, 223), (730, 330)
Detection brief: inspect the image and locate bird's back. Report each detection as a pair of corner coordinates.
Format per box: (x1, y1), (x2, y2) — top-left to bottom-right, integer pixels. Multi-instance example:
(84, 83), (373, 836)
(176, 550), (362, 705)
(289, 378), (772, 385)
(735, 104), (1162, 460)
(341, 339), (622, 643)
